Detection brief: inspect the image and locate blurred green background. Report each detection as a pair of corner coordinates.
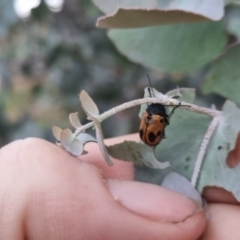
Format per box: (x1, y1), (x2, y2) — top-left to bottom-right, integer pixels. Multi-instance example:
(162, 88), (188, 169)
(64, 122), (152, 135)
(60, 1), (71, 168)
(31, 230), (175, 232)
(0, 0), (238, 147)
(0, 0), (149, 147)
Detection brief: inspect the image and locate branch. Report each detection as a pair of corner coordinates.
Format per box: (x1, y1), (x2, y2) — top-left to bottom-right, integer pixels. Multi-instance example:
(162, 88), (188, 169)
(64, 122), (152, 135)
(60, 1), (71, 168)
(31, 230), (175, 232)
(73, 96), (221, 138)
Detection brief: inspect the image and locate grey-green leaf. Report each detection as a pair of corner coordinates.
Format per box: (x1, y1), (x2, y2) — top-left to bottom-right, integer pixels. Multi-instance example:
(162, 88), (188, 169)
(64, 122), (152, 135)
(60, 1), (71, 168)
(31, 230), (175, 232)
(69, 139), (84, 156)
(107, 141), (170, 169)
(79, 90), (99, 118)
(224, 7), (240, 40)
(161, 172), (203, 205)
(69, 112), (82, 129)
(77, 133), (97, 144)
(95, 122), (113, 166)
(166, 88), (196, 103)
(202, 44), (240, 105)
(198, 101), (240, 201)
(52, 125), (63, 141)
(139, 87), (195, 118)
(60, 128), (73, 151)
(94, 0), (223, 28)
(108, 21), (227, 73)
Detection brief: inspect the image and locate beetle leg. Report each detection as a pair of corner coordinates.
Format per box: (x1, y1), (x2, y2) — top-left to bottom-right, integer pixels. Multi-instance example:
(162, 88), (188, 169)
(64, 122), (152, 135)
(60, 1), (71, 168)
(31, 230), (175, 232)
(168, 102), (181, 118)
(164, 117), (170, 125)
(163, 129), (167, 139)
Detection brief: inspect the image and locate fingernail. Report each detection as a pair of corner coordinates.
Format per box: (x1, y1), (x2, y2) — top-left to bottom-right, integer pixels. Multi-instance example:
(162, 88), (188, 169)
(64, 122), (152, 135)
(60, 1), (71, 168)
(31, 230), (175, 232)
(107, 180), (202, 222)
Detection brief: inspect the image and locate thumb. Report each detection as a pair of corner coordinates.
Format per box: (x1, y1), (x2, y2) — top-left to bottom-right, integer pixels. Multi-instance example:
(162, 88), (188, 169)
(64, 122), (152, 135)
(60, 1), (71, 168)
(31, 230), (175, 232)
(106, 180), (206, 240)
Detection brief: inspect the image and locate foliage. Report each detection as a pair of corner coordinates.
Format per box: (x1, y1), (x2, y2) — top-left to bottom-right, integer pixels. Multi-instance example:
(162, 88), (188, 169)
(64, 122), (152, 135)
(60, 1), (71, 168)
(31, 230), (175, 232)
(0, 0), (144, 145)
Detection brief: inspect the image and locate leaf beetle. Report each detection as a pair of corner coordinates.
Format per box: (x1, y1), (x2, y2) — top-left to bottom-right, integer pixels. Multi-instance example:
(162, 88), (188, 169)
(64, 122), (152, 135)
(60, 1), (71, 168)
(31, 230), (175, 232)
(139, 76), (188, 146)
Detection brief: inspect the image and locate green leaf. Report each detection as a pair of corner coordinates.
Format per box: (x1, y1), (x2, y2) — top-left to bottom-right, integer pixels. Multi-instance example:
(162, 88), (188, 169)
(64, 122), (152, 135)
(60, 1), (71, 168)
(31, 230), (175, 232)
(161, 172), (202, 204)
(97, 9), (217, 29)
(92, 0), (156, 14)
(94, 0), (223, 28)
(166, 88), (196, 103)
(224, 7), (240, 40)
(198, 101), (240, 201)
(108, 21), (227, 73)
(225, 0), (240, 6)
(153, 108), (212, 180)
(202, 44), (240, 105)
(107, 140), (170, 169)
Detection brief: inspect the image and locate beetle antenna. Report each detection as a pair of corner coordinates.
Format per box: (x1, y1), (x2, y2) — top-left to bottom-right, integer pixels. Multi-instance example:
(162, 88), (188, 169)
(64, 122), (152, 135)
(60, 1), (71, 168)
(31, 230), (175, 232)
(147, 74), (155, 98)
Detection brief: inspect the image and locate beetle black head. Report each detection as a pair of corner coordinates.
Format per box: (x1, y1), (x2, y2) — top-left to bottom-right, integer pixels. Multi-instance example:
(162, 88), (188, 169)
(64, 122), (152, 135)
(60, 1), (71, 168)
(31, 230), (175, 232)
(146, 103), (167, 116)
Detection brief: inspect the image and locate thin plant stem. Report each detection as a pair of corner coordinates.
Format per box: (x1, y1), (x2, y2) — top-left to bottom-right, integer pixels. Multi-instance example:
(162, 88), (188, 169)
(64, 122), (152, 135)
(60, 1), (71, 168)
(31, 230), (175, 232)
(191, 116), (221, 187)
(73, 96), (221, 138)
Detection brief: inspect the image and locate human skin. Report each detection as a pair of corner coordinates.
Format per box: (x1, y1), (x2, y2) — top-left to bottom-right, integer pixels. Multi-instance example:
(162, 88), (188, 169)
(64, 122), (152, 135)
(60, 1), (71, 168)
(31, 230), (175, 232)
(0, 133), (239, 239)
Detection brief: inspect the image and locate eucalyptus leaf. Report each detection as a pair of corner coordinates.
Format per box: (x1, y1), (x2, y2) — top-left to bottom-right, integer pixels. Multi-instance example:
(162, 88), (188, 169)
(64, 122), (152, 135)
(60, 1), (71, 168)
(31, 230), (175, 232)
(224, 7), (240, 39)
(79, 90), (99, 118)
(139, 87), (195, 118)
(95, 122), (113, 166)
(225, 0), (240, 5)
(60, 128), (73, 151)
(69, 112), (82, 129)
(202, 44), (240, 105)
(52, 125), (62, 141)
(166, 88), (196, 103)
(108, 21), (227, 73)
(77, 133), (97, 144)
(107, 141), (170, 169)
(198, 101), (240, 201)
(69, 139), (84, 156)
(94, 0), (223, 29)
(98, 8), (212, 29)
(92, 0), (156, 14)
(161, 172), (202, 205)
